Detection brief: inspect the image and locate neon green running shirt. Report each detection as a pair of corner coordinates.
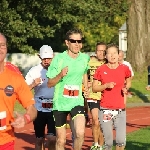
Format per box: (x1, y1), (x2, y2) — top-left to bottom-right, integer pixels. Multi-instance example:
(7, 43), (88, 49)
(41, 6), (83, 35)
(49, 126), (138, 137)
(46, 51), (90, 111)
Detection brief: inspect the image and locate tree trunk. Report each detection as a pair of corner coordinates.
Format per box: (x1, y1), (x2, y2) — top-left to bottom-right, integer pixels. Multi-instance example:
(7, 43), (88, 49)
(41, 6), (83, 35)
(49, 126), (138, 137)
(127, 0), (150, 72)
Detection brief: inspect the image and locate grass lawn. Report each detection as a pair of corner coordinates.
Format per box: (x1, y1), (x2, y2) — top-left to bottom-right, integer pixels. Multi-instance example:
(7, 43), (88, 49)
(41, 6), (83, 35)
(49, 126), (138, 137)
(112, 127), (150, 150)
(127, 71), (150, 103)
(125, 127), (150, 150)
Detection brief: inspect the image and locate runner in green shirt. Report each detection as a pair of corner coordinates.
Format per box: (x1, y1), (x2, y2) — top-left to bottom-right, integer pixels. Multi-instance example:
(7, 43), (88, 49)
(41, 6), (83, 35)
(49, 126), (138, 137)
(46, 28), (89, 150)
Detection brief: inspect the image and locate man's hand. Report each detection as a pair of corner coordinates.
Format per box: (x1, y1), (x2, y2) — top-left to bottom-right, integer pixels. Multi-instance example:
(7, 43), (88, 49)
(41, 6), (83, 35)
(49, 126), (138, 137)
(83, 88), (89, 98)
(88, 82), (92, 88)
(146, 86), (150, 91)
(34, 78), (42, 86)
(105, 82), (116, 89)
(29, 78), (42, 90)
(11, 112), (26, 128)
(122, 87), (128, 94)
(59, 67), (68, 78)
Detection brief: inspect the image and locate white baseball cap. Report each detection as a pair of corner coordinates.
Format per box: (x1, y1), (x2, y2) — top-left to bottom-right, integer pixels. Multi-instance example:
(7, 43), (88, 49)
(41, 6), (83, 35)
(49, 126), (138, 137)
(39, 45), (53, 59)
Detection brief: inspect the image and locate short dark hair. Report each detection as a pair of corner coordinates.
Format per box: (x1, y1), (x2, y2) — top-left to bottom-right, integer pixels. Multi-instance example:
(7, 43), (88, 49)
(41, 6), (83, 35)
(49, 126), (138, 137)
(96, 42), (106, 47)
(95, 42), (106, 52)
(65, 28), (83, 40)
(105, 43), (119, 55)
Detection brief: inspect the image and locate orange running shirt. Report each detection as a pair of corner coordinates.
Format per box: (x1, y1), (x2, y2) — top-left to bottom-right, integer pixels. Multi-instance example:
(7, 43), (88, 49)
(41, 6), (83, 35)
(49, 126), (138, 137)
(0, 67), (35, 145)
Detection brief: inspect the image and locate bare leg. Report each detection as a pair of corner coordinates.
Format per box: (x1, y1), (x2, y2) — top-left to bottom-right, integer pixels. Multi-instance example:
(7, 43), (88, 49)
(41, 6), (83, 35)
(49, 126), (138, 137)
(69, 116), (76, 148)
(91, 108), (100, 144)
(116, 146), (125, 150)
(124, 94), (127, 108)
(35, 138), (45, 150)
(45, 135), (56, 150)
(73, 115), (85, 150)
(70, 117), (76, 137)
(55, 126), (66, 150)
(98, 125), (104, 146)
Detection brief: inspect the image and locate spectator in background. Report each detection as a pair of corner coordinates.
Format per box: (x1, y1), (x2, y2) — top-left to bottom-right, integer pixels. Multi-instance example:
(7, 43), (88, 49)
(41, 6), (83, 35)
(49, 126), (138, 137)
(118, 50), (134, 78)
(119, 50), (134, 104)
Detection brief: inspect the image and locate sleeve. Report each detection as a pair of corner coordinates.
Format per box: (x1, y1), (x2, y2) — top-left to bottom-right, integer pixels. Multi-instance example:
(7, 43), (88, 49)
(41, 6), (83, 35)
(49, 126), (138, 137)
(25, 68), (35, 85)
(93, 67), (101, 81)
(125, 65), (131, 78)
(84, 55), (90, 74)
(6, 62), (22, 75)
(127, 62), (134, 76)
(46, 55), (60, 78)
(16, 76), (35, 108)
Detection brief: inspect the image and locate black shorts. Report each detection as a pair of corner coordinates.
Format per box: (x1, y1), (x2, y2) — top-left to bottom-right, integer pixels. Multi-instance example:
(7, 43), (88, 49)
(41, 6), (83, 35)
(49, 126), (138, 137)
(33, 111), (56, 138)
(88, 101), (100, 111)
(53, 105), (85, 128)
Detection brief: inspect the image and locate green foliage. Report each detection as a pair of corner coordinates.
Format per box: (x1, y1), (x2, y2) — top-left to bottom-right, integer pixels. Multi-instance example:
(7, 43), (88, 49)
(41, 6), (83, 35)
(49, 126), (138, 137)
(0, 0), (128, 53)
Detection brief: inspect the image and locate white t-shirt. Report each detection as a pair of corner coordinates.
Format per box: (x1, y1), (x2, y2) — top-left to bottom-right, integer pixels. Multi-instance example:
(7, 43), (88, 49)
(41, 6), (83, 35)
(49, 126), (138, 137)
(25, 64), (54, 112)
(122, 61), (134, 76)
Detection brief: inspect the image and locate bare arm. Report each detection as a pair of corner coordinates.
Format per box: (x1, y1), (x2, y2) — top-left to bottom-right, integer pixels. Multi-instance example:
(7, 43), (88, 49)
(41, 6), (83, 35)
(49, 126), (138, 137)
(122, 77), (132, 94)
(25, 105), (37, 122)
(92, 79), (116, 93)
(47, 66), (68, 88)
(146, 86), (150, 91)
(92, 79), (107, 92)
(11, 104), (37, 128)
(82, 74), (88, 90)
(82, 74), (89, 98)
(28, 78), (41, 90)
(47, 73), (62, 88)
(125, 77), (131, 90)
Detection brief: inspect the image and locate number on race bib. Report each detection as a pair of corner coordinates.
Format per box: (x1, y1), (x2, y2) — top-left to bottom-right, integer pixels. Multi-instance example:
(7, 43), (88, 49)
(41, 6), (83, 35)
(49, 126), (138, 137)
(103, 113), (113, 122)
(63, 85), (79, 98)
(40, 98), (53, 110)
(42, 103), (53, 109)
(102, 110), (119, 122)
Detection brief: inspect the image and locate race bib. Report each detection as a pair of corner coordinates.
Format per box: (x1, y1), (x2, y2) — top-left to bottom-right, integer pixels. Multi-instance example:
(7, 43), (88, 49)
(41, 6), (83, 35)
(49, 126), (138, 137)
(41, 99), (53, 110)
(63, 85), (79, 98)
(103, 110), (118, 122)
(0, 111), (6, 130)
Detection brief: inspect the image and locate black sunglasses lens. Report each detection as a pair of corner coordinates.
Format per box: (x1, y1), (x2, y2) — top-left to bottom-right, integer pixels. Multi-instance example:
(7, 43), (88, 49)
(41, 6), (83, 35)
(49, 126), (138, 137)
(69, 39), (82, 43)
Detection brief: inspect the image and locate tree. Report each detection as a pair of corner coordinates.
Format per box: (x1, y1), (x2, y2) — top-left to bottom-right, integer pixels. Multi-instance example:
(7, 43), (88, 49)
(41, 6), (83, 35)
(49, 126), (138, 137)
(0, 0), (128, 53)
(127, 0), (150, 72)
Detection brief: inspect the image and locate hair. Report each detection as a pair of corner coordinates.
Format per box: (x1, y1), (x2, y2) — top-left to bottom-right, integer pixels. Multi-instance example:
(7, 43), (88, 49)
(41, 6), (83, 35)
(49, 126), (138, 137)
(96, 42), (106, 47)
(105, 43), (119, 55)
(65, 28), (83, 40)
(119, 50), (124, 55)
(95, 42), (106, 52)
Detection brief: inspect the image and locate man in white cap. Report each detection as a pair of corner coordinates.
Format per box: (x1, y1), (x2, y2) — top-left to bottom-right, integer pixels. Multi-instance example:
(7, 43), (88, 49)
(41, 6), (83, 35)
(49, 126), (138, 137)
(25, 45), (56, 150)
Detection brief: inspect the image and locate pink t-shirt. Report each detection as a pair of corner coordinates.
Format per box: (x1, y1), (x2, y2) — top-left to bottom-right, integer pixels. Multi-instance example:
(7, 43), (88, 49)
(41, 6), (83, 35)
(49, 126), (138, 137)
(94, 64), (131, 109)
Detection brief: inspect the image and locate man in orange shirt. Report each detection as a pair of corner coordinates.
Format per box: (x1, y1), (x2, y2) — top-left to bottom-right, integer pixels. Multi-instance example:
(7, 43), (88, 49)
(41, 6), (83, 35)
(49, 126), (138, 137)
(5, 61), (22, 75)
(0, 33), (37, 150)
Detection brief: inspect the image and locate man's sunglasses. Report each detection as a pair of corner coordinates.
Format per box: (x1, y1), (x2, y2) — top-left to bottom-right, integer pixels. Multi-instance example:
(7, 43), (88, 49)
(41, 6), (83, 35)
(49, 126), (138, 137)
(68, 39), (82, 43)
